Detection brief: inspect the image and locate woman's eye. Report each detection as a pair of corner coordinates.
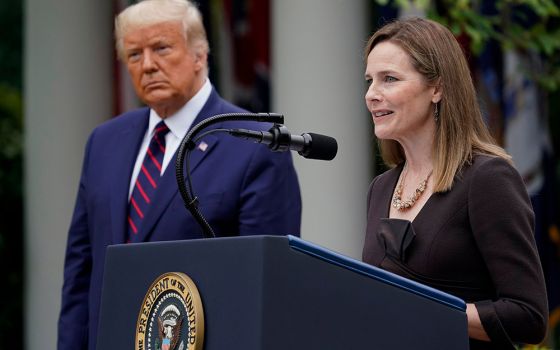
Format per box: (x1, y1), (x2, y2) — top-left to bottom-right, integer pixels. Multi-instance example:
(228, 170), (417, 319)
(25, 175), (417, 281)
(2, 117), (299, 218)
(384, 76), (397, 82)
(365, 78), (373, 85)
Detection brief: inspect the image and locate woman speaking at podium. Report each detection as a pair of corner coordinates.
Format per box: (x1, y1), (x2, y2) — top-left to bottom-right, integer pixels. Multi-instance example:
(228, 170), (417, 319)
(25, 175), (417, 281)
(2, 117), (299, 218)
(361, 17), (548, 349)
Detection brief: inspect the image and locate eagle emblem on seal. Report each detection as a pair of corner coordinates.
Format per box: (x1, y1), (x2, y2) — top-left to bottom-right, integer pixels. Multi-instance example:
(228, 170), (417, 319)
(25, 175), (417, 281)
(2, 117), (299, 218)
(157, 304), (184, 350)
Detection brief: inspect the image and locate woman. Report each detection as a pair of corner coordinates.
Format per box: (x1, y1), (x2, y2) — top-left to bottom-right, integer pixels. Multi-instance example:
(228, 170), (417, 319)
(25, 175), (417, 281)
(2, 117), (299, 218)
(362, 17), (548, 349)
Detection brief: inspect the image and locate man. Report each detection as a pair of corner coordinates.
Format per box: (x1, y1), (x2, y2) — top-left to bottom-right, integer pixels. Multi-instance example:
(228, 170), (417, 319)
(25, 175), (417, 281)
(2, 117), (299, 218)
(57, 1), (301, 349)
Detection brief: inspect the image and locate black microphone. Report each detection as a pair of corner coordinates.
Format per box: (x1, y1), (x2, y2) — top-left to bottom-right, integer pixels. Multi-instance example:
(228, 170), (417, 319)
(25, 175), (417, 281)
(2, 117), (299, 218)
(229, 124), (338, 161)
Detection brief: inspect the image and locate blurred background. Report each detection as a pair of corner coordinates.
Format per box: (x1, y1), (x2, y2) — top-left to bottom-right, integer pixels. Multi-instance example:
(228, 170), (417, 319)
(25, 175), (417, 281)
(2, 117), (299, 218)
(0, 0), (559, 348)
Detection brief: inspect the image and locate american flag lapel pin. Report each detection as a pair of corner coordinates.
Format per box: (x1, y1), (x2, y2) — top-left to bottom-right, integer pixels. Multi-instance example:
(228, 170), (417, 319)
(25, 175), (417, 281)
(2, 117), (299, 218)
(198, 141), (208, 152)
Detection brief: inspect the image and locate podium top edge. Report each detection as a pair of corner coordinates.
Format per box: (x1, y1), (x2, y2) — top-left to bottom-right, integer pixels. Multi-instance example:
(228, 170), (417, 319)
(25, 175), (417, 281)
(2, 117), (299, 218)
(287, 235), (466, 312)
(108, 235), (465, 312)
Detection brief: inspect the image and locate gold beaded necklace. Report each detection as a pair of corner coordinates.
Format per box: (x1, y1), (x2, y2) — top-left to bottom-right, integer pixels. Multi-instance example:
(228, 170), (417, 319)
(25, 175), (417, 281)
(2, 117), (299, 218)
(392, 164), (433, 211)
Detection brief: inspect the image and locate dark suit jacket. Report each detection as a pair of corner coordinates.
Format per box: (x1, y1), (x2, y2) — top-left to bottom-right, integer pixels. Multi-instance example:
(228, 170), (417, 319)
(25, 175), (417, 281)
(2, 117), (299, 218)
(58, 89), (302, 350)
(362, 155), (547, 349)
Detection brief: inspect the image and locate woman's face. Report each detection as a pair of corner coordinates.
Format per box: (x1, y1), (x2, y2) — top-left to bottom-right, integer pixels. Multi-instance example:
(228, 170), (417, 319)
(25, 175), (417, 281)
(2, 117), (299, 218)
(364, 41), (440, 144)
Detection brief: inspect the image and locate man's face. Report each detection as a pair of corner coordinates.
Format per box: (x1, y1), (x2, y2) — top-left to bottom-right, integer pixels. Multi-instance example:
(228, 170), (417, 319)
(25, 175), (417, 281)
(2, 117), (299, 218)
(123, 21), (205, 117)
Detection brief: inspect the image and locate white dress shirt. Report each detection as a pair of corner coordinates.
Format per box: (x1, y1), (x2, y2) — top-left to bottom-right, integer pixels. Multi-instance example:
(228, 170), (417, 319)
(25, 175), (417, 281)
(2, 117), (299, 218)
(128, 79), (212, 198)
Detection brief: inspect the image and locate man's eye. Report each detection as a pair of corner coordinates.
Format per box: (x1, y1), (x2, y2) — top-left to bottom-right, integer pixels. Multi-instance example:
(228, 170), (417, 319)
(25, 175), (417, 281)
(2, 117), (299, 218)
(156, 45), (171, 53)
(365, 78), (373, 85)
(127, 52), (141, 62)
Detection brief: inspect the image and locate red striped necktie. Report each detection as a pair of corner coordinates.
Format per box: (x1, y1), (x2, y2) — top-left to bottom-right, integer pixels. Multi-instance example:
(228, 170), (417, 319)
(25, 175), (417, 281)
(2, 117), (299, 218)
(127, 121), (170, 242)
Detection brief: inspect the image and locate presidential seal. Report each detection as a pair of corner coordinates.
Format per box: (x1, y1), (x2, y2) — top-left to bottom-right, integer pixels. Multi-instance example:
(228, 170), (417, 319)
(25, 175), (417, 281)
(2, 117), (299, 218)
(136, 272), (204, 350)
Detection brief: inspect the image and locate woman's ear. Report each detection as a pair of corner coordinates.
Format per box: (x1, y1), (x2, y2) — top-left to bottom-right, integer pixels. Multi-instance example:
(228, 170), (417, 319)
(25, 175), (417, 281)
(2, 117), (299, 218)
(431, 78), (443, 104)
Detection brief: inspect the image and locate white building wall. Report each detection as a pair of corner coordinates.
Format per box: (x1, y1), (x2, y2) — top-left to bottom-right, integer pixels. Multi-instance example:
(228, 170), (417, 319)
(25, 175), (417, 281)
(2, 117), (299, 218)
(24, 0), (113, 348)
(272, 0), (373, 258)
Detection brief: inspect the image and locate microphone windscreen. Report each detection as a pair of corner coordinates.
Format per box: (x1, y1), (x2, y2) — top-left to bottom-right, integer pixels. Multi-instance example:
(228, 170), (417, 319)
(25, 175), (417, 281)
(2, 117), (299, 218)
(305, 133), (338, 160)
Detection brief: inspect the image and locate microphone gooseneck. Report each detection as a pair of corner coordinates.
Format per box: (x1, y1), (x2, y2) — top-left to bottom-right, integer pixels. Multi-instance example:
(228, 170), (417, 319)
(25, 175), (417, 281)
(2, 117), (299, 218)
(175, 112), (338, 239)
(176, 113), (285, 239)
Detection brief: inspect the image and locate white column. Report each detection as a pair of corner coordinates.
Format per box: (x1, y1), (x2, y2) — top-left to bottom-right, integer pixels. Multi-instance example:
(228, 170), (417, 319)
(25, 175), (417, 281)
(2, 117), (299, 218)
(24, 0), (113, 348)
(272, 0), (373, 258)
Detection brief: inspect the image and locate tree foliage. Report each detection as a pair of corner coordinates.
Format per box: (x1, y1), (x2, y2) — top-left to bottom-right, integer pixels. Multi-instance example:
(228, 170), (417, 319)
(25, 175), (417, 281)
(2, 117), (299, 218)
(375, 0), (560, 90)
(0, 0), (23, 348)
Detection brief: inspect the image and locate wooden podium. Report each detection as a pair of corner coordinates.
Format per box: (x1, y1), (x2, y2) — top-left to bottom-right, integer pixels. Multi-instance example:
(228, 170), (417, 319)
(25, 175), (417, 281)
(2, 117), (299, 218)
(96, 235), (468, 349)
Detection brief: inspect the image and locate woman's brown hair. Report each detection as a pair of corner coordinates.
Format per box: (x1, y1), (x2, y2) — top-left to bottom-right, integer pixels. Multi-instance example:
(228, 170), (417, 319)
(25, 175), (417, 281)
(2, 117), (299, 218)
(365, 17), (510, 192)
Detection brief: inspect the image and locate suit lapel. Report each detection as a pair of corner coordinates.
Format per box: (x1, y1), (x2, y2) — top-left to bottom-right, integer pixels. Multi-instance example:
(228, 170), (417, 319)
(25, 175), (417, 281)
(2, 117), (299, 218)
(135, 88), (226, 242)
(184, 88), (226, 173)
(135, 133), (219, 242)
(109, 109), (149, 244)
